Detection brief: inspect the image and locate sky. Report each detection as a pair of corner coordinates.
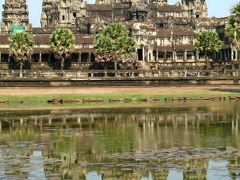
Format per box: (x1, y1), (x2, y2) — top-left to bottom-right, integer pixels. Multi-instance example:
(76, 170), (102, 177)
(0, 0), (239, 27)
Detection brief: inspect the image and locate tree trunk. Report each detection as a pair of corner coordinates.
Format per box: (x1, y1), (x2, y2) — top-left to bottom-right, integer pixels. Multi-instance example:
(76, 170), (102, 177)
(114, 59), (117, 77)
(20, 63), (23, 78)
(61, 58), (64, 70)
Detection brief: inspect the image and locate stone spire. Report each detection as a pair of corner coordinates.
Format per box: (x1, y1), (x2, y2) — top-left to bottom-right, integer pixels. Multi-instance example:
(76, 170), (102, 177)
(41, 0), (87, 28)
(150, 0), (167, 5)
(181, 0), (208, 18)
(1, 0), (32, 34)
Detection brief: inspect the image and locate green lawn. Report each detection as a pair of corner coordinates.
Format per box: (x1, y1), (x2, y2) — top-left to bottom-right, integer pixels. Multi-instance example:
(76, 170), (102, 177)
(0, 93), (240, 103)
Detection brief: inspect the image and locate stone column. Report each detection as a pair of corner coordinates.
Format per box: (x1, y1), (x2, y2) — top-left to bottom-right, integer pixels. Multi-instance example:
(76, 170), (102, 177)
(156, 50), (159, 62)
(184, 51), (187, 62)
(231, 48), (234, 60)
(78, 52), (81, 63)
(172, 51), (176, 62)
(88, 53), (91, 62)
(223, 50), (225, 61)
(39, 53), (42, 64)
(195, 51), (199, 62)
(164, 51), (167, 62)
(146, 49), (149, 62)
(142, 47), (145, 62)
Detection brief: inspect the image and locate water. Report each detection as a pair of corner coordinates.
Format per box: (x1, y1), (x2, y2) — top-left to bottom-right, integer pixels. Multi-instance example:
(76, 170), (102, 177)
(0, 102), (240, 179)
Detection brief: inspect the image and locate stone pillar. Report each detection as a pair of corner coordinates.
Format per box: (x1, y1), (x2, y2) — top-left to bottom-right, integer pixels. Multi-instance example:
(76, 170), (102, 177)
(236, 50), (238, 60)
(150, 50), (153, 62)
(231, 48), (234, 60)
(142, 47), (145, 62)
(164, 51), (167, 62)
(156, 50), (159, 62)
(146, 49), (149, 62)
(220, 50), (223, 60)
(39, 53), (42, 64)
(78, 52), (81, 63)
(196, 51), (199, 62)
(184, 51), (187, 62)
(172, 51), (176, 62)
(88, 53), (91, 62)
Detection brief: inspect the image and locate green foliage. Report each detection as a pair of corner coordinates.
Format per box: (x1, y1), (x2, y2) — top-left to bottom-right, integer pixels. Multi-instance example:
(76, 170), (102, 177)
(50, 28), (75, 70)
(93, 23), (136, 64)
(195, 31), (222, 59)
(9, 32), (34, 65)
(225, 1), (240, 49)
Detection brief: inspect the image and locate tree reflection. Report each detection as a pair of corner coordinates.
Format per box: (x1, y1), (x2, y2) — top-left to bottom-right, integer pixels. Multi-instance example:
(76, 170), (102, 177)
(0, 102), (239, 179)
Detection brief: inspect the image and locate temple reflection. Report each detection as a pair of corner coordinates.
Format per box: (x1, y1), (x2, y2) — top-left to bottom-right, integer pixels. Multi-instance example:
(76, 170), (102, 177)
(0, 102), (239, 179)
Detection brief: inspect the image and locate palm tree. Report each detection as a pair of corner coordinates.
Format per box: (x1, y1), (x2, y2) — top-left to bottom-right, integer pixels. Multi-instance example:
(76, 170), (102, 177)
(93, 23), (136, 71)
(195, 31), (222, 62)
(50, 28), (75, 70)
(9, 32), (34, 78)
(225, 1), (240, 49)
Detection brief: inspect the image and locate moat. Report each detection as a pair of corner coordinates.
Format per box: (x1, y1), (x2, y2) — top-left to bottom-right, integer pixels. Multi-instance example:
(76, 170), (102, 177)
(0, 102), (240, 179)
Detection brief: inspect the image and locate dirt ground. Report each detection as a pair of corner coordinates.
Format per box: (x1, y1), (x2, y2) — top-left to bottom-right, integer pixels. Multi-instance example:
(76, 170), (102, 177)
(0, 86), (239, 96)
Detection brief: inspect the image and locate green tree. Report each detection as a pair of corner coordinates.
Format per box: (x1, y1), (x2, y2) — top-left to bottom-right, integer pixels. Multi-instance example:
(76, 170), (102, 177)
(50, 28), (75, 70)
(93, 23), (136, 71)
(225, 1), (240, 49)
(195, 31), (222, 61)
(9, 32), (34, 77)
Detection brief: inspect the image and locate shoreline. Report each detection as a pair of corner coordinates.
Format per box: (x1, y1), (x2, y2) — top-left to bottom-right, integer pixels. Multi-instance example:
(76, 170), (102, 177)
(0, 85), (239, 109)
(0, 101), (234, 112)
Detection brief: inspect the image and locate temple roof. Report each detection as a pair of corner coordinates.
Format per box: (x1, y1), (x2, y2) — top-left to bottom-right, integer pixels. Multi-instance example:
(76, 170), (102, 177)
(157, 4), (183, 12)
(87, 4), (113, 11)
(157, 26), (196, 38)
(0, 34), (11, 44)
(193, 17), (228, 27)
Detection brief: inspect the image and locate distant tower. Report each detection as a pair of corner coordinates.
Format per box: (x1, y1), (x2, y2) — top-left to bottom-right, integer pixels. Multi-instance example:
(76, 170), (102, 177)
(150, 0), (167, 5)
(182, 0), (208, 18)
(41, 0), (87, 28)
(1, 0), (32, 34)
(95, 0), (118, 4)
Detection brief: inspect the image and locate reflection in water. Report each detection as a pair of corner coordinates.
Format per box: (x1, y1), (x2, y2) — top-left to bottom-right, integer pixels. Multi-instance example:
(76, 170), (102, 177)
(86, 172), (101, 180)
(0, 102), (239, 179)
(207, 161), (231, 180)
(168, 169), (183, 180)
(28, 151), (46, 180)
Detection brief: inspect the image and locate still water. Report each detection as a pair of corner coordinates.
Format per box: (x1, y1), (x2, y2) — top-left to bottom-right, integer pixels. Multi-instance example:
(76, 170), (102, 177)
(0, 102), (240, 180)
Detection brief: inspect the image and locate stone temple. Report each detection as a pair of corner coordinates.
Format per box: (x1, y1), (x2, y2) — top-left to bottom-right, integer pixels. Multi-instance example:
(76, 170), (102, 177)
(0, 0), (239, 71)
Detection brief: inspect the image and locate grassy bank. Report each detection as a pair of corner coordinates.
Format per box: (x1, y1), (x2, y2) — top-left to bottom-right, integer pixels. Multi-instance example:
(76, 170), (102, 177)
(1, 93), (240, 103)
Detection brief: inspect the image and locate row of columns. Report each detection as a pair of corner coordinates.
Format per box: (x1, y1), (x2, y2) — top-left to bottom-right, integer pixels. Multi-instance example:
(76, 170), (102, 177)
(140, 48), (239, 62)
(0, 49), (238, 63)
(141, 49), (195, 62)
(34, 52), (92, 64)
(77, 52), (92, 63)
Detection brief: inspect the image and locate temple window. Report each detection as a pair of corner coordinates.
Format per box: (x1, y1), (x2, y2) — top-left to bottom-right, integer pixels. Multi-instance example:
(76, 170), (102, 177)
(73, 13), (76, 19)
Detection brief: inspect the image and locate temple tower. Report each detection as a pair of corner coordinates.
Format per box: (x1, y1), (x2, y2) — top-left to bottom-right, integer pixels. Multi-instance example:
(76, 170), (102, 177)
(182, 0), (208, 18)
(1, 0), (32, 34)
(41, 0), (87, 28)
(150, 0), (167, 5)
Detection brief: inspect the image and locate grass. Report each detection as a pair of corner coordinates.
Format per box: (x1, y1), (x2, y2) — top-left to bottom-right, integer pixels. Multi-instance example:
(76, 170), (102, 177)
(0, 93), (240, 103)
(0, 92), (238, 110)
